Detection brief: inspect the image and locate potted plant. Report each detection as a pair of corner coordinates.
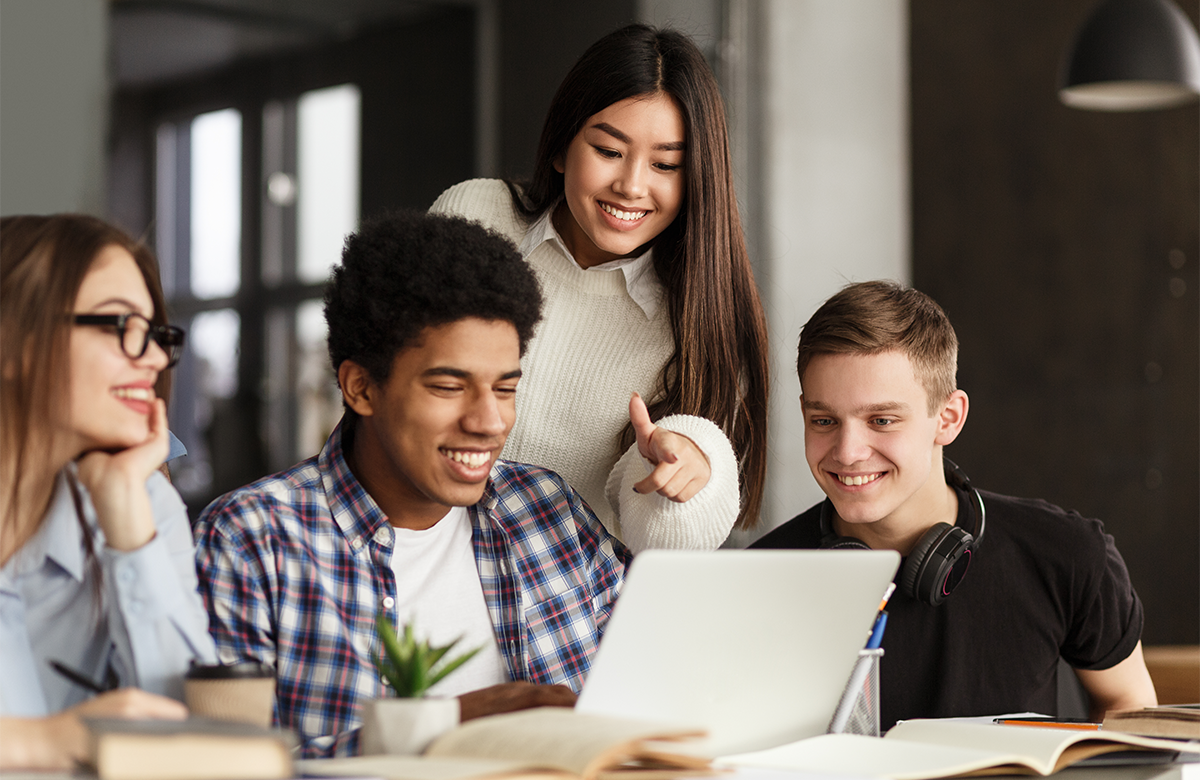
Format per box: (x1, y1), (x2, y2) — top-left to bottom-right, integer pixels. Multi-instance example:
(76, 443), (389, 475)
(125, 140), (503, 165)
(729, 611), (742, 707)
(359, 613), (482, 755)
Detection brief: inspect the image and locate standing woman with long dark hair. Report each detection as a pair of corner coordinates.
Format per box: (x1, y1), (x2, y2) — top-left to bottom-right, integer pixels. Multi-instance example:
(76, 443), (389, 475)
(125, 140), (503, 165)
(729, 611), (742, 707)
(0, 215), (215, 770)
(432, 24), (769, 551)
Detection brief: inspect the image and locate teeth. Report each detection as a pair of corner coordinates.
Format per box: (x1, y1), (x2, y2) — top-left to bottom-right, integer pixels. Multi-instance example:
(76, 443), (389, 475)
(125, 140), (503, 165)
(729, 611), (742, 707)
(444, 450), (490, 469)
(113, 387), (155, 402)
(601, 203), (647, 221)
(838, 473), (881, 486)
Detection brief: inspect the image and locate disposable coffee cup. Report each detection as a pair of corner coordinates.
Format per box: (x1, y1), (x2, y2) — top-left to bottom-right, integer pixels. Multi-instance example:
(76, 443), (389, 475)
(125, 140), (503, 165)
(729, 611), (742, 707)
(184, 661), (275, 728)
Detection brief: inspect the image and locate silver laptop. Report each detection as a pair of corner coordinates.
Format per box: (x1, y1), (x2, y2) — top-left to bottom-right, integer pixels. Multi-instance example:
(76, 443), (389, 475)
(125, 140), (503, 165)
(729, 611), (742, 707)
(576, 549), (900, 756)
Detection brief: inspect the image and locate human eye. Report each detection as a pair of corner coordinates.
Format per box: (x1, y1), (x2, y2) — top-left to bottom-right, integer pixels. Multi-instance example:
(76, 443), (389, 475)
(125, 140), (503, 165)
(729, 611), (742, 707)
(427, 382), (464, 396)
(653, 161), (682, 172)
(871, 417), (898, 428)
(592, 145), (620, 159)
(808, 416), (835, 429)
(494, 383), (518, 398)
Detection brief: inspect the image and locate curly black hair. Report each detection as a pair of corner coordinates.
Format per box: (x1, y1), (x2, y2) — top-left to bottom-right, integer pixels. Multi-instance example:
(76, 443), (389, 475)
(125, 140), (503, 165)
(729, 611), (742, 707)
(324, 210), (543, 385)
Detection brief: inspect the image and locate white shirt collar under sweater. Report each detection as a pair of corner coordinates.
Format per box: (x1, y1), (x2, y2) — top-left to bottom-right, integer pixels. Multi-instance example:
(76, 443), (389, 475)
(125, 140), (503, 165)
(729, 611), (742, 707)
(518, 205), (664, 319)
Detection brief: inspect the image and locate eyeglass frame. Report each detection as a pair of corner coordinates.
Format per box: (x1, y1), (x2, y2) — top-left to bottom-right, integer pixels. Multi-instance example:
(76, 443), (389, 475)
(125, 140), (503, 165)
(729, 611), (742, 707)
(71, 313), (186, 368)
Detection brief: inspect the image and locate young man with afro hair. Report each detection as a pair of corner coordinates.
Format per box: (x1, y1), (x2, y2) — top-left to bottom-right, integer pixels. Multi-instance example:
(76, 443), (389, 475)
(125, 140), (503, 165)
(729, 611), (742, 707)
(194, 211), (630, 757)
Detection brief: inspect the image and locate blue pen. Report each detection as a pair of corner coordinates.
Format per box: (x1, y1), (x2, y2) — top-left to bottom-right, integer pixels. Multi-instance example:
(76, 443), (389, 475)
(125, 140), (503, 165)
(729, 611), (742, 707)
(867, 610), (889, 649)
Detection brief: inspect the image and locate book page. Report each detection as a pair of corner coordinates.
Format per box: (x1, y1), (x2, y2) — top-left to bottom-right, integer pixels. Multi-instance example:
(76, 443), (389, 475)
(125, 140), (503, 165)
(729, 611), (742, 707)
(887, 719), (1198, 773)
(426, 708), (706, 779)
(717, 734), (1036, 780)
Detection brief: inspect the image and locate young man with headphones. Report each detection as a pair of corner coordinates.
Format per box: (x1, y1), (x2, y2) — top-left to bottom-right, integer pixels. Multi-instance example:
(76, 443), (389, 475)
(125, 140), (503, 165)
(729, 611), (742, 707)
(753, 280), (1157, 728)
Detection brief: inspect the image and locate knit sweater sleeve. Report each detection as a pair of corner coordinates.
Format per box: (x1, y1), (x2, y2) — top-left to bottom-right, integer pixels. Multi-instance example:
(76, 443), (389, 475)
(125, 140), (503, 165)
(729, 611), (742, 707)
(604, 414), (740, 553)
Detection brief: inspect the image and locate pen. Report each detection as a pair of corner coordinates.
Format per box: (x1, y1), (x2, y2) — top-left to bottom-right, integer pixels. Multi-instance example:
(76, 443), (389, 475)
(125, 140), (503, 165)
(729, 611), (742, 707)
(50, 659), (110, 695)
(866, 610), (889, 650)
(878, 582), (896, 612)
(994, 718), (1102, 730)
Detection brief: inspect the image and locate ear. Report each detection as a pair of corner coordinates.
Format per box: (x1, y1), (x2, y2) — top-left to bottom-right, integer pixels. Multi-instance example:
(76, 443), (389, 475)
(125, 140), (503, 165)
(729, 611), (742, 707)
(338, 360), (377, 418)
(553, 154), (565, 175)
(933, 389), (969, 446)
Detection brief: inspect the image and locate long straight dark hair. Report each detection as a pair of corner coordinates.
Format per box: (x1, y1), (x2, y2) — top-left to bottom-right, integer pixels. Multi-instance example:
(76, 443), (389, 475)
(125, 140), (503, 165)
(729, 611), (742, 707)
(508, 24), (770, 529)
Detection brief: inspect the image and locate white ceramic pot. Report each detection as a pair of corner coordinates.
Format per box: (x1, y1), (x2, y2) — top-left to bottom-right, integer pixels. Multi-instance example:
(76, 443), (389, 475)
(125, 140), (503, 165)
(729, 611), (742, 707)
(359, 697), (461, 755)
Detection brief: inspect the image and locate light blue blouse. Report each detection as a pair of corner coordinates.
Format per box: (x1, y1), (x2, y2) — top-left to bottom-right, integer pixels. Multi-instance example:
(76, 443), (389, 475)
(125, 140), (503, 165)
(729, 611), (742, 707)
(0, 467), (215, 716)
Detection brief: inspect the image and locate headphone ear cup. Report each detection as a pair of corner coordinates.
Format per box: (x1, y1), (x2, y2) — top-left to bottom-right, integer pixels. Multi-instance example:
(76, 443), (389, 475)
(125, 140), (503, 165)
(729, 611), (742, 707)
(899, 523), (975, 607)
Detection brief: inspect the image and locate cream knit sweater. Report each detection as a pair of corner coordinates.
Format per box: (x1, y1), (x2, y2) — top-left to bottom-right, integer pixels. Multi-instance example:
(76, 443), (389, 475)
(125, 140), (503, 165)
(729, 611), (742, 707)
(431, 179), (740, 552)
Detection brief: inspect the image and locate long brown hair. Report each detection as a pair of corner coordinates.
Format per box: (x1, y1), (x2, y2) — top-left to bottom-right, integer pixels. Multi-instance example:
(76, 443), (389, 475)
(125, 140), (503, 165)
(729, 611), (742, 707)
(0, 214), (169, 553)
(508, 24), (770, 528)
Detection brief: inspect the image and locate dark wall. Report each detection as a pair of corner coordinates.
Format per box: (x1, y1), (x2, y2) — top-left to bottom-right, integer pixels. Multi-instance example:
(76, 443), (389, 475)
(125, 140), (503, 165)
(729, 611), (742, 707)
(497, 0), (637, 180)
(911, 1), (1200, 644)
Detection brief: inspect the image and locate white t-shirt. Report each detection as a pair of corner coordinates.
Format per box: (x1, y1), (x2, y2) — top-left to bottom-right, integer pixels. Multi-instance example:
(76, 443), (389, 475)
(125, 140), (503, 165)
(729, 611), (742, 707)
(389, 506), (508, 696)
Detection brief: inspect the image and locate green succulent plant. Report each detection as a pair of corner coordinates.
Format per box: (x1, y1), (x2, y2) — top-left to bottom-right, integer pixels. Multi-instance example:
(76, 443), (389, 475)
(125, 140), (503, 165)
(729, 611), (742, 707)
(373, 613), (482, 698)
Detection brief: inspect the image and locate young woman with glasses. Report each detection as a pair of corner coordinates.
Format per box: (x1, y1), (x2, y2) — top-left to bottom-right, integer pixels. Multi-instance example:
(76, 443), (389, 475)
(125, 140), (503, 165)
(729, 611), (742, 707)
(0, 214), (215, 770)
(432, 25), (769, 552)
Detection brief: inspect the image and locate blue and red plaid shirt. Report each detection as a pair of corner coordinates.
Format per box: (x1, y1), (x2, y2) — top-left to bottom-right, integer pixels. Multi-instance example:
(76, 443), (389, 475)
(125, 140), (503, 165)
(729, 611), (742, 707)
(192, 419), (630, 757)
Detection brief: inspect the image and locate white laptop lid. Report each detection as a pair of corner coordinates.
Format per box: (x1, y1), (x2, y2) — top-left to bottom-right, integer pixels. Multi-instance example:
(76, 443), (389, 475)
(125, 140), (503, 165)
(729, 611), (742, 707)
(576, 549), (900, 756)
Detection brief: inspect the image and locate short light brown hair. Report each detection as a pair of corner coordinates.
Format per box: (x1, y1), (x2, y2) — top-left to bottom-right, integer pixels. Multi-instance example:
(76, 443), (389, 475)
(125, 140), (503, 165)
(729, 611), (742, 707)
(797, 280), (958, 414)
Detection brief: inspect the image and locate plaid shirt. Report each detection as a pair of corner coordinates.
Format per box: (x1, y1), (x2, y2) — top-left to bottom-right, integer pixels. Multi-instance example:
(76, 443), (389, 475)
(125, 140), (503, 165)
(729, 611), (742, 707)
(193, 420), (630, 758)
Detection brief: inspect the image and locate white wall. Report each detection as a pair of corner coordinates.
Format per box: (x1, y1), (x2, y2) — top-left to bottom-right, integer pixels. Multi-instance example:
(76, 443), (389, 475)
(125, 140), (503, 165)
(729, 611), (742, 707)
(0, 0), (109, 216)
(752, 0), (910, 537)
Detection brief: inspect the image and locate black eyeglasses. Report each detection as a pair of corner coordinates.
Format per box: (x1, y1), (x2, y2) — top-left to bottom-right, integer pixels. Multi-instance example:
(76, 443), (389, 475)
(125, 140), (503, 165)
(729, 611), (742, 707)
(72, 313), (186, 368)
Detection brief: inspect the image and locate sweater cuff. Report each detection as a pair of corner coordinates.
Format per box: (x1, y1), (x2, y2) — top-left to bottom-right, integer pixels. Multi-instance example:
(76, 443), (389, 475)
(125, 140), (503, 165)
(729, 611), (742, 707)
(605, 414), (740, 553)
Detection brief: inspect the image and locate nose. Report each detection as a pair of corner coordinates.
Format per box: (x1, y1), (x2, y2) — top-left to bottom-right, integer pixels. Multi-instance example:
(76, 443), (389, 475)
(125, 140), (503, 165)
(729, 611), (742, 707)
(138, 338), (170, 372)
(612, 158), (648, 200)
(463, 390), (508, 438)
(830, 423), (872, 466)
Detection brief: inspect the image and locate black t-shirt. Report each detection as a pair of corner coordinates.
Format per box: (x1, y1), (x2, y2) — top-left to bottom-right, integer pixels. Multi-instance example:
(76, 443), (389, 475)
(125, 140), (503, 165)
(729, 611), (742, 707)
(751, 487), (1143, 729)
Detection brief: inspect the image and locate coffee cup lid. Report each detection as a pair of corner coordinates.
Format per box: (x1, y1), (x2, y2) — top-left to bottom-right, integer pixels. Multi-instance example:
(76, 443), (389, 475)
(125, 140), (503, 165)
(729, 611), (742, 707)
(185, 661), (274, 680)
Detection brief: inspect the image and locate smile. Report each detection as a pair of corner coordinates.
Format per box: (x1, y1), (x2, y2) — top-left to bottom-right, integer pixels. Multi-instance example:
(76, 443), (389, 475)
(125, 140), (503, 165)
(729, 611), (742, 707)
(112, 386), (155, 402)
(836, 472), (883, 487)
(441, 449), (491, 469)
(601, 202), (647, 221)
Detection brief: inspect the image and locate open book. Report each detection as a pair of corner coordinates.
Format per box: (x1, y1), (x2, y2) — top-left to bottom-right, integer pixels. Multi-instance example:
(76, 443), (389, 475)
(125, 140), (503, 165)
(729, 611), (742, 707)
(717, 719), (1200, 779)
(300, 707), (711, 780)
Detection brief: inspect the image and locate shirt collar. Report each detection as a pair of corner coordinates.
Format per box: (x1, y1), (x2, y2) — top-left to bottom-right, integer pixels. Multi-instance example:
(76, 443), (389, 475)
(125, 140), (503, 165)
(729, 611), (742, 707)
(518, 205), (664, 320)
(320, 419), (391, 553)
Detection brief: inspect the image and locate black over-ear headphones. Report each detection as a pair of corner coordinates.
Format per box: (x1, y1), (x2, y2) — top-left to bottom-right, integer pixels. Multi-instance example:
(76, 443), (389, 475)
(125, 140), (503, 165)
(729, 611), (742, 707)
(818, 457), (986, 607)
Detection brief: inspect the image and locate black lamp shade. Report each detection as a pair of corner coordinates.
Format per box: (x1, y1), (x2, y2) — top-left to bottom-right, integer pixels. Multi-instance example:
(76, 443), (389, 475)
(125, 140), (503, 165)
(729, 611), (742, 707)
(1060, 0), (1200, 110)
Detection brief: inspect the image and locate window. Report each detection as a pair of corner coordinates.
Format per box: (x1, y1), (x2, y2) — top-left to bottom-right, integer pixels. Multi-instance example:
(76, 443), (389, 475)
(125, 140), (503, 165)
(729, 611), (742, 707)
(155, 86), (359, 510)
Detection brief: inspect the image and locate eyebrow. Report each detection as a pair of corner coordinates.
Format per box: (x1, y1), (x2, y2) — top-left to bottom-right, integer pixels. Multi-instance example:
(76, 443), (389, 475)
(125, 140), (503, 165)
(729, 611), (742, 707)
(423, 367), (523, 381)
(802, 399), (911, 414)
(590, 122), (686, 153)
(86, 297), (154, 316)
(90, 297), (149, 311)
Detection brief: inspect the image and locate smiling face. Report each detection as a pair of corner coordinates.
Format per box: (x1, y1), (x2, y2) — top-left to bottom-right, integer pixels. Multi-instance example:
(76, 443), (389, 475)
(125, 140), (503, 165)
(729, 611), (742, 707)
(345, 317), (522, 530)
(801, 350), (967, 542)
(65, 245), (168, 457)
(552, 92), (686, 269)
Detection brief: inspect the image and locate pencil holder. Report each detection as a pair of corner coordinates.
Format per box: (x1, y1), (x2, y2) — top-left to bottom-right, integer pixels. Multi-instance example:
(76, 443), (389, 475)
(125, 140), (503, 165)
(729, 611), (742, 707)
(828, 648), (884, 737)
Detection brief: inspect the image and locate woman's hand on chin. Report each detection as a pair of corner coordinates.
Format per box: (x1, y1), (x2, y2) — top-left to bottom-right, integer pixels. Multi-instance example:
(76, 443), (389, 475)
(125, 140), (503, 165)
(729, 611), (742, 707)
(629, 393), (712, 503)
(76, 398), (169, 551)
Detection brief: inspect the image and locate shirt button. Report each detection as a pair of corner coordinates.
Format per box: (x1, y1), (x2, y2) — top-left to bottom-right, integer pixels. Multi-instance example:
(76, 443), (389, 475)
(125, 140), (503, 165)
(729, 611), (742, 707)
(118, 566), (136, 584)
(381, 596), (395, 610)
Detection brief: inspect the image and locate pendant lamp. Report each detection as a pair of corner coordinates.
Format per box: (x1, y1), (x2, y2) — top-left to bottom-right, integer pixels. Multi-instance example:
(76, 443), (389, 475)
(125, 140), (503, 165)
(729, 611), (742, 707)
(1060, 0), (1200, 111)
